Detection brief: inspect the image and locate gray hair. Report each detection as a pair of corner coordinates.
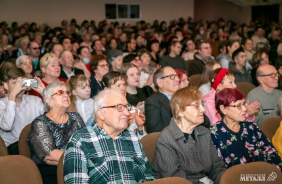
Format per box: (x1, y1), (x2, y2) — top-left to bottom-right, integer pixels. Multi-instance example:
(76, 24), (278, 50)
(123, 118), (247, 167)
(15, 55), (31, 66)
(42, 81), (67, 111)
(153, 67), (166, 91)
(278, 95), (282, 116)
(92, 89), (123, 120)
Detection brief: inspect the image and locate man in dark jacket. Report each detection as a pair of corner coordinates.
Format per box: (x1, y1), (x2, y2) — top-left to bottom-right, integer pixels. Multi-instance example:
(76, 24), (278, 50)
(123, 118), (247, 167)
(188, 40), (214, 76)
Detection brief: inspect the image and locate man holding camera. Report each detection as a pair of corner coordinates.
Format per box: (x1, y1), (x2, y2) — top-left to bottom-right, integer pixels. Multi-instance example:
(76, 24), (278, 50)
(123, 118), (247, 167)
(0, 67), (44, 154)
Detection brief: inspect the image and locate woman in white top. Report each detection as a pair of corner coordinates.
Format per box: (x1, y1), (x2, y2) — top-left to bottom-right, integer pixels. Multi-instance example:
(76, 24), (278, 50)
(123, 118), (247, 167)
(68, 74), (94, 126)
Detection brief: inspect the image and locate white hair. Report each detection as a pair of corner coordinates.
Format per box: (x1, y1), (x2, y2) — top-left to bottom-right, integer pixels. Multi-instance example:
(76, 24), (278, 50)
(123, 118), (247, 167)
(93, 89), (123, 120)
(15, 55), (31, 66)
(42, 81), (67, 111)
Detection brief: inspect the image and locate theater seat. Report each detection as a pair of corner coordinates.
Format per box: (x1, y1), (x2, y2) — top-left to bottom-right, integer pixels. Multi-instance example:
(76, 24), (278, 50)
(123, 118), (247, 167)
(142, 177), (192, 184)
(189, 74), (202, 88)
(18, 123), (31, 158)
(0, 136), (8, 157)
(220, 161), (282, 184)
(260, 116), (282, 142)
(140, 132), (160, 165)
(235, 82), (255, 97)
(57, 153), (65, 184)
(0, 155), (43, 184)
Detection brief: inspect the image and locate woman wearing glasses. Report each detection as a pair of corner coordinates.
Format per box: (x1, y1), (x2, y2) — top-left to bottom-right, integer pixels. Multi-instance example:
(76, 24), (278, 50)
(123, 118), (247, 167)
(28, 81), (85, 184)
(203, 68), (260, 126)
(152, 87), (226, 183)
(89, 54), (109, 97)
(211, 88), (281, 170)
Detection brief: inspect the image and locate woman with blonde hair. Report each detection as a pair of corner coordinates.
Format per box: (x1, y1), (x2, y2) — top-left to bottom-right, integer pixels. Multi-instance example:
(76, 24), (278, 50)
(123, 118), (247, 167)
(67, 74), (94, 125)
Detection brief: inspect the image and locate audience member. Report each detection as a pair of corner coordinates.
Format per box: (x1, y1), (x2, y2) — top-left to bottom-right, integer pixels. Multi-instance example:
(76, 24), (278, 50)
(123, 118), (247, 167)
(229, 47), (252, 83)
(107, 49), (123, 71)
(89, 54), (109, 97)
(152, 87), (226, 183)
(102, 71), (147, 139)
(64, 89), (155, 183)
(160, 40), (187, 71)
(15, 55), (33, 79)
(198, 61), (221, 96)
(28, 81), (85, 184)
(181, 39), (197, 61)
(247, 64), (282, 126)
(59, 50), (90, 79)
(27, 41), (41, 74)
(218, 40), (240, 69)
(0, 67), (44, 154)
(211, 88), (281, 170)
(272, 95), (282, 159)
(145, 66), (180, 133)
(188, 40), (214, 76)
(175, 69), (189, 89)
(251, 49), (269, 86)
(68, 74), (94, 125)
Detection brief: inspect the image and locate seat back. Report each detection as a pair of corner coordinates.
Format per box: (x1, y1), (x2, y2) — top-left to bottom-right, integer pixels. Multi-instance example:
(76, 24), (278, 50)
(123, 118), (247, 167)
(220, 161), (282, 184)
(57, 153), (65, 184)
(189, 74), (202, 88)
(142, 177), (192, 184)
(18, 123), (31, 158)
(235, 82), (256, 97)
(0, 136), (8, 156)
(140, 132), (160, 165)
(0, 155), (43, 184)
(260, 116), (282, 141)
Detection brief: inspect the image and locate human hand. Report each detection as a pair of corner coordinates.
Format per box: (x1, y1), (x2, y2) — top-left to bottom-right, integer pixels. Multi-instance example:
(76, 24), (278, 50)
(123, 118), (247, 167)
(31, 76), (45, 94)
(135, 110), (145, 131)
(246, 100), (260, 116)
(8, 77), (27, 101)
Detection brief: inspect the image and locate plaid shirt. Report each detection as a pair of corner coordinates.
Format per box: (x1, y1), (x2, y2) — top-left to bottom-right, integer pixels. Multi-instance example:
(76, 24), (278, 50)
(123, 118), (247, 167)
(64, 122), (155, 184)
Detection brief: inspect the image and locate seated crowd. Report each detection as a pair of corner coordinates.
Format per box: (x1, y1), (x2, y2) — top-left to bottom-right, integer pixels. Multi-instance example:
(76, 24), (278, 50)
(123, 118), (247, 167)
(1, 17), (282, 184)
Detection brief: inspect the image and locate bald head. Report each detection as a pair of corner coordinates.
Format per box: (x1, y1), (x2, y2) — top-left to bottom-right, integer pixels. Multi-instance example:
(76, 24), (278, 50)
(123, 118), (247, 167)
(257, 64), (278, 92)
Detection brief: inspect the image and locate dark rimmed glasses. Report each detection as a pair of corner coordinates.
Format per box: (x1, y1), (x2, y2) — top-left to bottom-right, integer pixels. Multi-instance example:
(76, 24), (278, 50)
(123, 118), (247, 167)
(101, 103), (132, 112)
(159, 74), (180, 80)
(259, 73), (280, 79)
(51, 90), (71, 97)
(187, 100), (205, 109)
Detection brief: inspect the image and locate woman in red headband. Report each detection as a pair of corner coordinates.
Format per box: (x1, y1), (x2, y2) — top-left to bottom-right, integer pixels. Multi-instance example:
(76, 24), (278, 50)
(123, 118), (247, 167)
(202, 68), (260, 126)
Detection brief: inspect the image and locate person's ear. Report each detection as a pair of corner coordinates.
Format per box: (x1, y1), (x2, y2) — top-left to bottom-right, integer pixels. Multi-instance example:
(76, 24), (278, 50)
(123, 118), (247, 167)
(3, 82), (9, 91)
(72, 89), (77, 96)
(156, 78), (162, 89)
(257, 76), (263, 84)
(45, 98), (53, 109)
(97, 109), (105, 121)
(41, 67), (46, 75)
(219, 105), (227, 115)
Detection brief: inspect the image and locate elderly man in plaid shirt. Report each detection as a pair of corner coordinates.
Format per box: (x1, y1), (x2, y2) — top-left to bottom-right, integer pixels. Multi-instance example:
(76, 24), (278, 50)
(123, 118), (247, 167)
(63, 89), (155, 183)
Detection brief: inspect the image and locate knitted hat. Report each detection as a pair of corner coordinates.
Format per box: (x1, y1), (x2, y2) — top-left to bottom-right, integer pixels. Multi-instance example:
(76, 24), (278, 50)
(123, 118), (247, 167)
(107, 50), (123, 63)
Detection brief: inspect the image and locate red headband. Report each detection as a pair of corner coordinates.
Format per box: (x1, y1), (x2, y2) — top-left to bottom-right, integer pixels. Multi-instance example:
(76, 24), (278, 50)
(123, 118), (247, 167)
(212, 68), (229, 90)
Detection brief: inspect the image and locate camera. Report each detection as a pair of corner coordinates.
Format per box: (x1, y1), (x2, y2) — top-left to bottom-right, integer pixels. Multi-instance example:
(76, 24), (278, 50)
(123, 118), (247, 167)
(22, 79), (38, 88)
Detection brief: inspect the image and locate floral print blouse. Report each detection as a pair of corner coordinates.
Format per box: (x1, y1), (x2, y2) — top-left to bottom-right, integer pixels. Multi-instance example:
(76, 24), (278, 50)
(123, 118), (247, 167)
(210, 120), (282, 170)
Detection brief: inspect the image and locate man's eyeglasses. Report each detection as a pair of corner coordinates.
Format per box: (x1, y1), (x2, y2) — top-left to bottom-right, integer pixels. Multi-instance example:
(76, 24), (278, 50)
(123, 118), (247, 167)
(259, 73), (280, 79)
(227, 103), (247, 110)
(51, 90), (71, 97)
(98, 64), (109, 68)
(101, 103), (132, 112)
(32, 47), (40, 50)
(159, 74), (180, 80)
(187, 100), (205, 109)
